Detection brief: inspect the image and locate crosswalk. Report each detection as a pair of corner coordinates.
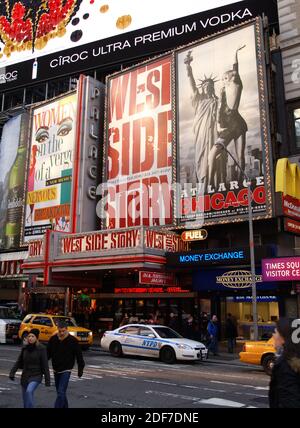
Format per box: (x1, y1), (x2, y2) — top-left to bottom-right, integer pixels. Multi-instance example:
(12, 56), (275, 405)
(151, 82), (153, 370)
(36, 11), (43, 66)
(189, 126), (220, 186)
(0, 358), (269, 408)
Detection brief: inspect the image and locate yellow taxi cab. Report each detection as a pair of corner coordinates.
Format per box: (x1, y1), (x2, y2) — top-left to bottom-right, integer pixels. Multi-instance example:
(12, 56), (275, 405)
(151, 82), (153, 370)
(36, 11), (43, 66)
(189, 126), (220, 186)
(239, 337), (276, 375)
(18, 314), (93, 350)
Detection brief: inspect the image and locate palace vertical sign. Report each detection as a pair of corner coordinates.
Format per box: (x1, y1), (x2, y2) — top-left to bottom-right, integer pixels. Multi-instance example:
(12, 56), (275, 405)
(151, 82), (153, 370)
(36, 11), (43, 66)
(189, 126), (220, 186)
(104, 56), (173, 229)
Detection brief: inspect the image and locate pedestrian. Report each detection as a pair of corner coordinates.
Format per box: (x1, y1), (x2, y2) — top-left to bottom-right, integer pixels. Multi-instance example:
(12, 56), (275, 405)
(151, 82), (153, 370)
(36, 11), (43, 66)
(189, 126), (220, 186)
(119, 313), (129, 327)
(168, 312), (179, 332)
(47, 320), (85, 408)
(225, 313), (238, 353)
(269, 318), (300, 408)
(207, 315), (219, 356)
(183, 314), (195, 339)
(9, 329), (50, 408)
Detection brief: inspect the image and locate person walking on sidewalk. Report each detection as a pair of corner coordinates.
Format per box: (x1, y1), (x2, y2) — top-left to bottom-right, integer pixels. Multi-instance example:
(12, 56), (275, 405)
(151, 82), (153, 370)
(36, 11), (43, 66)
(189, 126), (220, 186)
(47, 320), (85, 408)
(225, 313), (238, 353)
(207, 315), (219, 356)
(9, 329), (50, 408)
(269, 318), (300, 408)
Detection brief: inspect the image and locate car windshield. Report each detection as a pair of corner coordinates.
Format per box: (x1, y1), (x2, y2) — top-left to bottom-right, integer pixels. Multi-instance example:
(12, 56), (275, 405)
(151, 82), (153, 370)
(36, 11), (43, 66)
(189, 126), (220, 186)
(152, 327), (182, 339)
(0, 307), (19, 320)
(53, 317), (77, 327)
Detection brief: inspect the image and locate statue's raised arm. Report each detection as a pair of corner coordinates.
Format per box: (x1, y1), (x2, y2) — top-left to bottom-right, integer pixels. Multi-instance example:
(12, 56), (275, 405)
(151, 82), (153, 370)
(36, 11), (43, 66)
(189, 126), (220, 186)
(184, 50), (197, 94)
(233, 45), (246, 73)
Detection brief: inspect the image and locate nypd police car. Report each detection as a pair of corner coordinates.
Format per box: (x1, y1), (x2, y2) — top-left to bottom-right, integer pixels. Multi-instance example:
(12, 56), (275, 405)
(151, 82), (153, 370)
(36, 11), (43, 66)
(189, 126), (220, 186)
(100, 324), (208, 363)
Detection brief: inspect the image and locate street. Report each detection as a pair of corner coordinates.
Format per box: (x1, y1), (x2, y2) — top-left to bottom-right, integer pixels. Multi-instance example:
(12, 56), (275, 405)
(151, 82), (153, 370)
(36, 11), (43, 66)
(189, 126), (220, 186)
(0, 344), (270, 409)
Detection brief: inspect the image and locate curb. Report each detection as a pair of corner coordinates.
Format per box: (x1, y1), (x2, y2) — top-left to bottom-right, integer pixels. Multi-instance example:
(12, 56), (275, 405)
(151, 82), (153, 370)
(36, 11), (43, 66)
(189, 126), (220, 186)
(89, 346), (255, 368)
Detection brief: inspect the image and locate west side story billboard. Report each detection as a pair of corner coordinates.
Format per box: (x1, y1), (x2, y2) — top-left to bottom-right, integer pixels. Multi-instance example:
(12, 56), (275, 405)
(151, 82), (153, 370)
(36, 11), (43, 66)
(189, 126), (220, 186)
(23, 92), (78, 242)
(0, 1), (278, 90)
(176, 20), (274, 226)
(104, 56), (173, 229)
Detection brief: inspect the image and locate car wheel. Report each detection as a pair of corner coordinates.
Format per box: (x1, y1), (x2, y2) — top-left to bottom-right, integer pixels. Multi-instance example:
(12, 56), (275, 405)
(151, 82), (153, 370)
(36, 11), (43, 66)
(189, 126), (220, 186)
(81, 346), (90, 351)
(160, 346), (176, 364)
(262, 354), (276, 375)
(109, 341), (123, 357)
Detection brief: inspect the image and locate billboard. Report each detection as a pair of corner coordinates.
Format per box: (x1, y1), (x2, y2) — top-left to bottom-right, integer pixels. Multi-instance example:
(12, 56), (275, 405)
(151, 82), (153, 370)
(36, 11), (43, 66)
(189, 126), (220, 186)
(103, 55), (173, 229)
(0, 113), (29, 249)
(175, 20), (274, 226)
(0, 1), (278, 90)
(23, 92), (78, 242)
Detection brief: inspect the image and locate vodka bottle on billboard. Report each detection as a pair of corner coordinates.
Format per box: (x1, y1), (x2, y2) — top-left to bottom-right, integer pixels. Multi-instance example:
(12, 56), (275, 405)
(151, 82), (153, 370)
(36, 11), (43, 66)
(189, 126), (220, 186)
(32, 58), (38, 80)
(0, 182), (7, 249)
(5, 115), (28, 249)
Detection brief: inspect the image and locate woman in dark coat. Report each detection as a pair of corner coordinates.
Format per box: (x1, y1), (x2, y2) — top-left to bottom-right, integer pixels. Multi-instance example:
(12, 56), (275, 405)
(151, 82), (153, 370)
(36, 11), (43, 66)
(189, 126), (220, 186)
(9, 329), (50, 408)
(269, 318), (300, 408)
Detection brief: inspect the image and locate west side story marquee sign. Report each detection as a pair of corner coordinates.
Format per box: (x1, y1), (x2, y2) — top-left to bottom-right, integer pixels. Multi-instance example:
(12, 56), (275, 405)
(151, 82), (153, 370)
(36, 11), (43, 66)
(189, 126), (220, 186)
(23, 227), (190, 285)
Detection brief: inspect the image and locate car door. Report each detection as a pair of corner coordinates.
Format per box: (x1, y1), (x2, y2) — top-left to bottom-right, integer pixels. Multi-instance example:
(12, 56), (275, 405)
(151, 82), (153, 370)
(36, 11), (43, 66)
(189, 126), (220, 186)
(137, 326), (160, 357)
(30, 316), (54, 341)
(118, 326), (140, 355)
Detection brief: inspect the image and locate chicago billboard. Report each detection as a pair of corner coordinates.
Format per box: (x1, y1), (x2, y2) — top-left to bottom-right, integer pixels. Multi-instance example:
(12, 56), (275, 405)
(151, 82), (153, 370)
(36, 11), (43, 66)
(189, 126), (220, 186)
(0, 1), (278, 90)
(23, 92), (78, 242)
(175, 20), (274, 226)
(103, 55), (173, 229)
(0, 113), (29, 249)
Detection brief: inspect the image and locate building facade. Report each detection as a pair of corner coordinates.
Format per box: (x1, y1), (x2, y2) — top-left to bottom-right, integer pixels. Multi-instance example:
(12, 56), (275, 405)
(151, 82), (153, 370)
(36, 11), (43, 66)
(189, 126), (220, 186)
(0, 1), (300, 339)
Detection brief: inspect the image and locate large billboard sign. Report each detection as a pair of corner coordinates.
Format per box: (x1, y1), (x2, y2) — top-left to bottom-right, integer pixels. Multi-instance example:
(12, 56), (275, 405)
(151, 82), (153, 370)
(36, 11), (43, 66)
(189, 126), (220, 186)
(0, 113), (29, 250)
(0, 1), (278, 90)
(103, 55), (173, 229)
(23, 92), (78, 242)
(175, 20), (274, 226)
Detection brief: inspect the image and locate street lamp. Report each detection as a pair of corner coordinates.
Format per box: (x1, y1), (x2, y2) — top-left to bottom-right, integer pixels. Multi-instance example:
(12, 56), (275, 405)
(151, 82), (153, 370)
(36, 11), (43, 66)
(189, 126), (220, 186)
(214, 141), (259, 341)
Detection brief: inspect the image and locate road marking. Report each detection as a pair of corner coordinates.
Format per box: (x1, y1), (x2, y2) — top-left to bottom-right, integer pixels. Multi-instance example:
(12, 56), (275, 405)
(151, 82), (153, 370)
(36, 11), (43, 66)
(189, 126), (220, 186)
(144, 380), (177, 386)
(120, 376), (137, 380)
(145, 391), (253, 408)
(181, 385), (225, 393)
(211, 380), (269, 390)
(197, 398), (251, 408)
(112, 400), (134, 407)
(145, 390), (200, 402)
(235, 391), (268, 398)
(0, 358), (16, 363)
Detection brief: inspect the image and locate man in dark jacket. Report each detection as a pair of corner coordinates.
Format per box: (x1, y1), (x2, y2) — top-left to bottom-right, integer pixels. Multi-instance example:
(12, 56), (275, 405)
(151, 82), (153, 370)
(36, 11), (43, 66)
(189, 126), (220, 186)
(47, 320), (85, 408)
(225, 313), (238, 353)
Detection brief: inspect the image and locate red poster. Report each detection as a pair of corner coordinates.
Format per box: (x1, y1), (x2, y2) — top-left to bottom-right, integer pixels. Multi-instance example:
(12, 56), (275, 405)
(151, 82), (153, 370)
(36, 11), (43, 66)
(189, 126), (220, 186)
(105, 56), (173, 229)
